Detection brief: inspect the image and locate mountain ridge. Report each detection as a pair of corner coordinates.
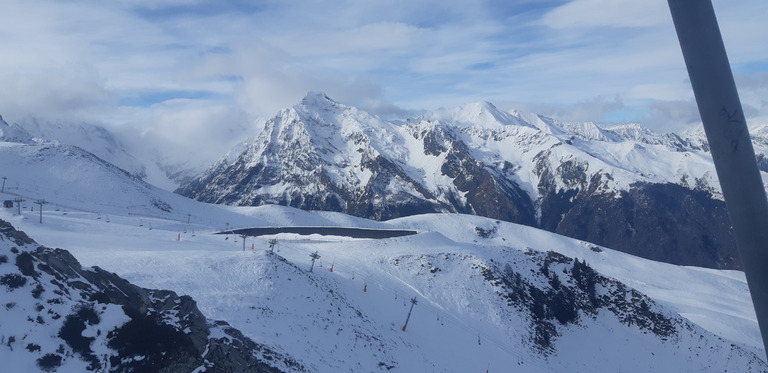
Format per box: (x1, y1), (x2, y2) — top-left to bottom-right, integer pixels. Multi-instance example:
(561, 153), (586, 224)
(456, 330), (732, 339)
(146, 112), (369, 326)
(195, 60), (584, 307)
(1, 135), (765, 371)
(178, 92), (752, 269)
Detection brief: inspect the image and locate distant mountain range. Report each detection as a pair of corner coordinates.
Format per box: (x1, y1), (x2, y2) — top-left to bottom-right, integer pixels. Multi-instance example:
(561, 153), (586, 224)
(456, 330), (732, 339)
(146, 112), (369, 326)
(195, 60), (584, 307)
(5, 93), (767, 270)
(178, 92), (768, 270)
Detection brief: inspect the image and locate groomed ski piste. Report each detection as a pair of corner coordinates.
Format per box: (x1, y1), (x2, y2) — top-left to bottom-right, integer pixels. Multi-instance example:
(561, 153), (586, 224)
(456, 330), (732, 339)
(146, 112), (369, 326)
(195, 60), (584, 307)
(1, 182), (765, 372)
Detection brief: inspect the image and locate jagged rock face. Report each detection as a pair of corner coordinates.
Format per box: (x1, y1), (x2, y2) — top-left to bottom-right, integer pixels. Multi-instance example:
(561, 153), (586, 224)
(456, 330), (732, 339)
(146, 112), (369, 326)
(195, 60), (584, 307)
(344, 155), (444, 220)
(477, 250), (679, 353)
(0, 219), (36, 246)
(418, 125), (537, 225)
(0, 219), (300, 372)
(177, 93), (447, 220)
(178, 94), (537, 224)
(177, 93), (753, 269)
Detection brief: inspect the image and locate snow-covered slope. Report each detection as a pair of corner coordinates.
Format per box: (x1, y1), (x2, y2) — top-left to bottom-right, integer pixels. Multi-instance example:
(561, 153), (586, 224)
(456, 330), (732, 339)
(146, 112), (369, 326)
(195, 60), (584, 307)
(0, 115), (33, 143)
(0, 141), (403, 246)
(0, 116), (213, 191)
(4, 118), (149, 181)
(0, 218), (300, 373)
(4, 199), (765, 372)
(0, 141), (176, 218)
(1, 137), (765, 371)
(422, 103), (722, 201)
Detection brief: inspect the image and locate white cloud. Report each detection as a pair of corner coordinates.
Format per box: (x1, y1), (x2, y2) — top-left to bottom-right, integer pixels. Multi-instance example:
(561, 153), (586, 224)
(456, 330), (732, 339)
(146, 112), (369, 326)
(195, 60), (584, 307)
(0, 0), (766, 169)
(269, 22), (430, 58)
(643, 100), (701, 131)
(735, 73), (768, 122)
(496, 96), (623, 123)
(627, 83), (693, 102)
(714, 0), (768, 64)
(111, 99), (252, 169)
(541, 0), (670, 29)
(0, 67), (116, 123)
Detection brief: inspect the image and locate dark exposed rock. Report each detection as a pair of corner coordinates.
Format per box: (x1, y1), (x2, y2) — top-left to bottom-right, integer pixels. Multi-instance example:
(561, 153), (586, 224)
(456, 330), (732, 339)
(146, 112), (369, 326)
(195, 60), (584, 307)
(16, 251), (38, 277)
(479, 250), (677, 353)
(0, 273), (27, 290)
(438, 130), (537, 225)
(37, 353), (63, 372)
(59, 303), (101, 370)
(0, 219), (36, 246)
(36, 247), (296, 372)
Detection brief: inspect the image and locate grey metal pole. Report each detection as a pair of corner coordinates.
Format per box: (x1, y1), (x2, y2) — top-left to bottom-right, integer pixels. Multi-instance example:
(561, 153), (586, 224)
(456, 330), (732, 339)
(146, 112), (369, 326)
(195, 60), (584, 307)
(35, 199), (47, 224)
(14, 197), (24, 215)
(401, 297), (418, 331)
(668, 0), (768, 357)
(309, 251), (320, 272)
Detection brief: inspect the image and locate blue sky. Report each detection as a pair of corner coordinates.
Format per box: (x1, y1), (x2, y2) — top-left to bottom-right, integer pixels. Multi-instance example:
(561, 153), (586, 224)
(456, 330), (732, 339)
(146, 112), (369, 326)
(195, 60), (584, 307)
(0, 0), (766, 162)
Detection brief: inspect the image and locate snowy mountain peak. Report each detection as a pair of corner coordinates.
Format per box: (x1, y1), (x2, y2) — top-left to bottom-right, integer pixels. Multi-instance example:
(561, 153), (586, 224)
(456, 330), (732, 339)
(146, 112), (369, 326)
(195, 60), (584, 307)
(0, 116), (33, 144)
(176, 93), (429, 214)
(179, 92), (759, 270)
(549, 119), (610, 141)
(286, 91), (385, 136)
(429, 101), (533, 129)
(267, 93), (392, 152)
(300, 90), (336, 107)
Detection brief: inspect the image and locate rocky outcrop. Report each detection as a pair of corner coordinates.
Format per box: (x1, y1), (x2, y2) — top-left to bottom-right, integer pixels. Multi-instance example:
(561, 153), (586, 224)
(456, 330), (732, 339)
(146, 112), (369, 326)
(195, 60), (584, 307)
(428, 126), (537, 226)
(478, 250), (678, 353)
(0, 219), (302, 372)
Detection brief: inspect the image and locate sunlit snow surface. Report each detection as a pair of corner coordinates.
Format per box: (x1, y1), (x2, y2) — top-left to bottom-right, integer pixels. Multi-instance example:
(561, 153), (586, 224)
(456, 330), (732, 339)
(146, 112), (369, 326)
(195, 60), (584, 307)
(1, 136), (766, 371)
(2, 198), (763, 372)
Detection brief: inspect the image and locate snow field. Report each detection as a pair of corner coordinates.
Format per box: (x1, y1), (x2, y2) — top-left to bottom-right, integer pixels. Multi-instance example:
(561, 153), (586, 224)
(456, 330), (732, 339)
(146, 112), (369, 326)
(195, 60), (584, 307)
(388, 213), (763, 352)
(4, 201), (765, 371)
(2, 207), (555, 371)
